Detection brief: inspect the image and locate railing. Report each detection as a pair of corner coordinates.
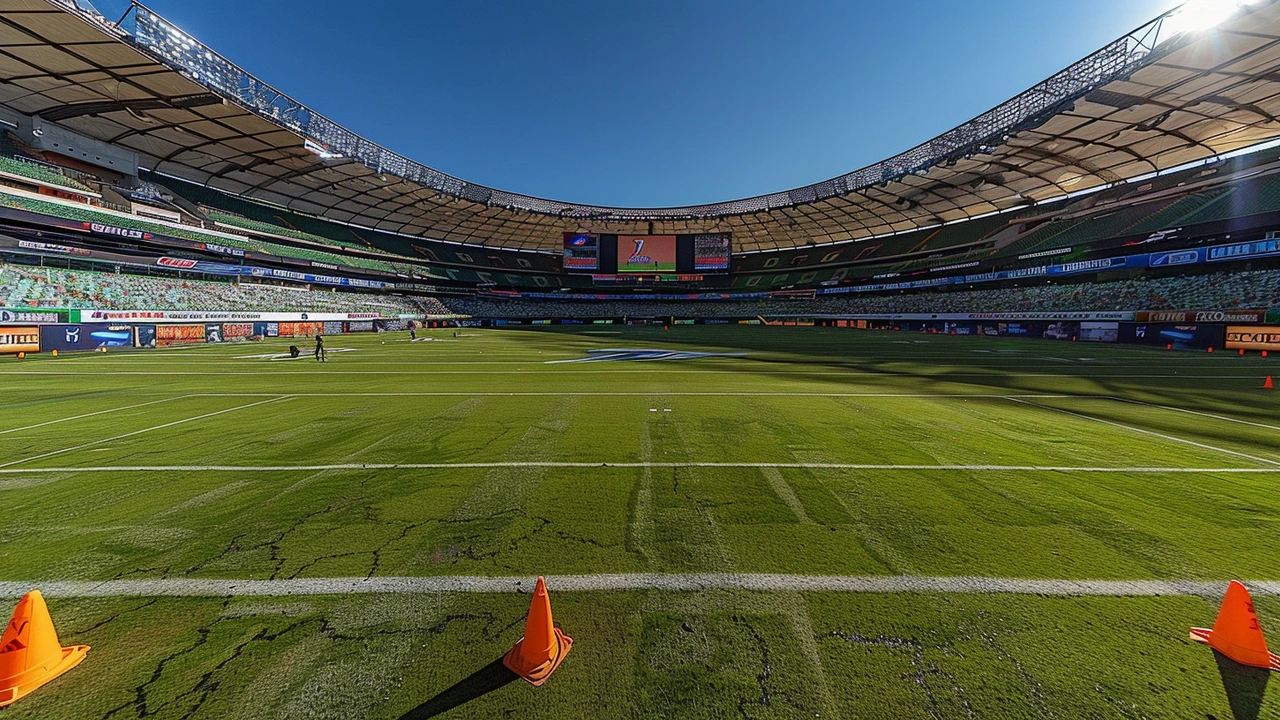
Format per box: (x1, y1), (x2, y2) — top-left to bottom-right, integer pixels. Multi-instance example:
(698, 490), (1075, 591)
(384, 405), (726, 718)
(55, 0), (1269, 220)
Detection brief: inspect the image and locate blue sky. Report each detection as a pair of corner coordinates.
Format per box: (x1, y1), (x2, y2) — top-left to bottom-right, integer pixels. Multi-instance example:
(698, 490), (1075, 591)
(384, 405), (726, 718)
(92, 0), (1181, 207)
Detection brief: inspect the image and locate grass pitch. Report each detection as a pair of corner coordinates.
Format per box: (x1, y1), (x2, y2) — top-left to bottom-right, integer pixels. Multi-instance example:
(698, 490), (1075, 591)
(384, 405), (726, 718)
(1, 326), (1279, 718)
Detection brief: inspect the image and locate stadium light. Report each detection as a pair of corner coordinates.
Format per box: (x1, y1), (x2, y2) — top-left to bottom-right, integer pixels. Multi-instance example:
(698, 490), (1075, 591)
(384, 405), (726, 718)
(1164, 0), (1264, 36)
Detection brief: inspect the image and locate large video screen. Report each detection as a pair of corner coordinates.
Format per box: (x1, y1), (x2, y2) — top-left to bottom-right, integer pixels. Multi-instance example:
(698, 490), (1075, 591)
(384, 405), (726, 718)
(617, 235), (677, 274)
(563, 233), (732, 275)
(693, 233), (731, 271)
(562, 233), (598, 271)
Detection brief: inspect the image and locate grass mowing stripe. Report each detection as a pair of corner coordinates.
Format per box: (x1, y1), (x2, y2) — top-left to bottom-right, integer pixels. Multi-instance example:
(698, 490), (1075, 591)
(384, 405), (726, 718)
(1, 574), (1277, 598)
(2, 463), (1279, 473)
(0, 396), (293, 469)
(0, 394), (196, 435)
(1004, 396), (1280, 467)
(1109, 396), (1280, 432)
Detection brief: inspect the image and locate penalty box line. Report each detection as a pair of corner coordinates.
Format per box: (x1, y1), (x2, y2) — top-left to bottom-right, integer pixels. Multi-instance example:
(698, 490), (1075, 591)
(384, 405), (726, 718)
(1, 463), (1278, 474)
(0, 574), (1276, 599)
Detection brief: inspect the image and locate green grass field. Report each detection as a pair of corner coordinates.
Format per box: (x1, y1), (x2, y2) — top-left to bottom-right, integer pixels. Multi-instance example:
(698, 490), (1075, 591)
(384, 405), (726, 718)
(1, 326), (1279, 719)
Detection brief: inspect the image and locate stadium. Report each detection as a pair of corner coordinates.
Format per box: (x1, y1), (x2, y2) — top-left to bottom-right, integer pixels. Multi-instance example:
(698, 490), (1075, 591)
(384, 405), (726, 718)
(2, 0), (1280, 717)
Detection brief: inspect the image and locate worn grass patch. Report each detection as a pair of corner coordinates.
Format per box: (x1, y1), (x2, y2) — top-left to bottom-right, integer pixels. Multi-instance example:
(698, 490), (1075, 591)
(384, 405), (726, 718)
(1, 326), (1278, 716)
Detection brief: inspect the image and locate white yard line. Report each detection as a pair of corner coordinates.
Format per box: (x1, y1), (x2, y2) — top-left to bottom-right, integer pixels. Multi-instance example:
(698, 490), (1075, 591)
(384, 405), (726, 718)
(0, 574), (1274, 599)
(0, 371), (1270, 377)
(1107, 396), (1280, 433)
(1004, 397), (1280, 467)
(0, 463), (1276, 474)
(179, 392), (1096, 398)
(0, 395), (195, 436)
(0, 397), (293, 470)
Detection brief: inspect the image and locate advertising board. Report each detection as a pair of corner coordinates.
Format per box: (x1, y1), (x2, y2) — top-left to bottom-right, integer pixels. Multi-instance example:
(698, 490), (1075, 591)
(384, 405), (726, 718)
(277, 321), (323, 337)
(1225, 325), (1280, 351)
(0, 326), (39, 354)
(223, 323), (255, 340)
(39, 324), (133, 352)
(1079, 321), (1120, 343)
(156, 324), (206, 346)
(1, 308), (65, 323)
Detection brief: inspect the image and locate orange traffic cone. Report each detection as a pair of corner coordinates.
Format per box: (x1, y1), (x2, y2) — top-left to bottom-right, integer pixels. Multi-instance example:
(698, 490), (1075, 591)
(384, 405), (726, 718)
(1190, 581), (1280, 671)
(1265, 376), (1274, 390)
(0, 591), (89, 706)
(503, 577), (572, 686)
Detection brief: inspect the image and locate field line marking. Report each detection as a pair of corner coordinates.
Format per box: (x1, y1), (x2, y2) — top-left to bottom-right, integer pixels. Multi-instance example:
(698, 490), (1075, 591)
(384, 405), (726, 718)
(0, 396), (294, 470)
(0, 395), (197, 436)
(1, 574), (1276, 598)
(1, 463), (1277, 474)
(1106, 396), (1280, 433)
(1005, 397), (1280, 467)
(180, 392), (1098, 398)
(0, 371), (1270, 378)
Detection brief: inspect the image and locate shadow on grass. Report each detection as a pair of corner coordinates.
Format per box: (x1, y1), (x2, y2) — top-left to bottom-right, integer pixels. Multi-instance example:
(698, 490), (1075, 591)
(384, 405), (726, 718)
(397, 656), (519, 719)
(1214, 651), (1271, 720)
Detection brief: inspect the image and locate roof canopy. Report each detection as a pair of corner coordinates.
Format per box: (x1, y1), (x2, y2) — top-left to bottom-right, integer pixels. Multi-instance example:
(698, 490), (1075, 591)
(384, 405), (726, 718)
(3, 0), (1280, 252)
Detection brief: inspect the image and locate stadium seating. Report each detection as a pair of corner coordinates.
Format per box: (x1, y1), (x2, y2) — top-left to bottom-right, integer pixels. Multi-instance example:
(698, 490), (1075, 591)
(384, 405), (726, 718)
(423, 270), (1280, 318)
(0, 156), (95, 194)
(0, 263), (420, 315)
(0, 190), (420, 276)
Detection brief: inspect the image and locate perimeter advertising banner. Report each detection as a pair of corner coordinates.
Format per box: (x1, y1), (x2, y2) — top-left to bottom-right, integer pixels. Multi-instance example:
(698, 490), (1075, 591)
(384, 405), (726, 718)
(222, 323), (255, 341)
(1, 308), (67, 323)
(156, 324), (206, 346)
(1136, 310), (1267, 324)
(80, 310), (400, 322)
(39, 324), (133, 352)
(277, 321), (324, 337)
(0, 326), (39, 354)
(1225, 325), (1280, 351)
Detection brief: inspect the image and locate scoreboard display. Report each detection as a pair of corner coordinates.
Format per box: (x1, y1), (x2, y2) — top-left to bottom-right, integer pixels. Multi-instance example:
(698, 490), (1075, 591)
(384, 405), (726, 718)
(564, 232), (731, 276)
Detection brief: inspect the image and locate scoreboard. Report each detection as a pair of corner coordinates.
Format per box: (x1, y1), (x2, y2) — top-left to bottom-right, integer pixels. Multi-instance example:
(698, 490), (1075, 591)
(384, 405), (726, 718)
(563, 233), (731, 276)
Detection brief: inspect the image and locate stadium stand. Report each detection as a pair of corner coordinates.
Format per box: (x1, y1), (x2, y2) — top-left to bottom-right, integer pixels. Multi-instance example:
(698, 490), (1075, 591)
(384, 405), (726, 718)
(425, 270), (1280, 318)
(0, 263), (419, 315)
(0, 189), (421, 276)
(0, 156), (95, 194)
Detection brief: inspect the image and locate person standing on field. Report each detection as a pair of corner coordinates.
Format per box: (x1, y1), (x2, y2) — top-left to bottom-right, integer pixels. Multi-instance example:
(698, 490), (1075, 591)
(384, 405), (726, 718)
(314, 333), (326, 362)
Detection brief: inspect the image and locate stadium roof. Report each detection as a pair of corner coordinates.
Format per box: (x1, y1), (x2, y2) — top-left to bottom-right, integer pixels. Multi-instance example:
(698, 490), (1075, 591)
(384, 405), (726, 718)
(3, 1), (1280, 253)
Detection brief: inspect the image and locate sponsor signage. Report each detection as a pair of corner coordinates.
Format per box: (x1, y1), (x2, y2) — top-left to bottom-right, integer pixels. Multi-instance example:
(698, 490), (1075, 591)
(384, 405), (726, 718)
(277, 321), (324, 337)
(1, 308), (65, 323)
(1225, 325), (1280, 351)
(157, 257), (198, 269)
(222, 323), (255, 340)
(156, 324), (205, 346)
(0, 326), (40, 353)
(1018, 247), (1072, 260)
(85, 222), (150, 240)
(201, 243), (245, 257)
(1208, 239), (1280, 262)
(1149, 249), (1201, 267)
(17, 240), (91, 256)
(79, 309), (417, 322)
(39, 324), (133, 352)
(1136, 310), (1267, 324)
